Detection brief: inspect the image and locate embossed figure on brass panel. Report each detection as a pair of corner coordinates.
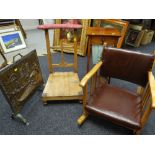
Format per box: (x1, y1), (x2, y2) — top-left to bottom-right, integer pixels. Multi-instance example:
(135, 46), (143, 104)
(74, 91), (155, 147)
(0, 50), (43, 125)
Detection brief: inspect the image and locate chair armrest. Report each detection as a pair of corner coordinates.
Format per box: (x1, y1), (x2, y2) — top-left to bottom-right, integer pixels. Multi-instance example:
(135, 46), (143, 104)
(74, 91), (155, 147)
(80, 61), (103, 87)
(148, 71), (155, 108)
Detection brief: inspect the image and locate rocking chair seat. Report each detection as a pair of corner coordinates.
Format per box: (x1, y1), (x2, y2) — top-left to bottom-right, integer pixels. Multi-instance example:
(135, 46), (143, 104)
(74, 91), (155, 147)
(86, 84), (142, 130)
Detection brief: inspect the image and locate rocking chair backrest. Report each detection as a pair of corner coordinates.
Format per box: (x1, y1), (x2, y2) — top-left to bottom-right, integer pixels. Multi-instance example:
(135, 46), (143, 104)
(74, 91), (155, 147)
(100, 47), (154, 87)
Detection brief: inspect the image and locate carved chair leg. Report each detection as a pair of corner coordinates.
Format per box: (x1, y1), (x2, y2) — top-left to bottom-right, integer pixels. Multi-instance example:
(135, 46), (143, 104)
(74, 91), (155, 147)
(42, 98), (48, 105)
(78, 84), (88, 125)
(77, 113), (88, 126)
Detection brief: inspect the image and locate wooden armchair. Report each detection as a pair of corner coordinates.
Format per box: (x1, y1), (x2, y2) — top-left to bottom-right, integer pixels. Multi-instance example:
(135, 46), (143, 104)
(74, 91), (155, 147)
(77, 47), (155, 134)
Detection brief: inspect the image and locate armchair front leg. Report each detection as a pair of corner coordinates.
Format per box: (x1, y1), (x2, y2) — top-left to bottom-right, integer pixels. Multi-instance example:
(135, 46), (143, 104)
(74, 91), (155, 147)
(77, 61), (103, 126)
(77, 84), (88, 125)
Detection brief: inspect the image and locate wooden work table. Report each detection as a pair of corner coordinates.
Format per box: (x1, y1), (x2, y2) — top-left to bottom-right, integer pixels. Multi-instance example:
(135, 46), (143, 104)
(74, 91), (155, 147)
(87, 27), (121, 72)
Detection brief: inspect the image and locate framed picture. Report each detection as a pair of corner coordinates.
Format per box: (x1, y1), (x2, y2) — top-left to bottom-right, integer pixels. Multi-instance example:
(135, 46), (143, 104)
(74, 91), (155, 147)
(125, 29), (145, 47)
(53, 19), (91, 56)
(0, 30), (26, 53)
(92, 19), (129, 48)
(0, 25), (18, 34)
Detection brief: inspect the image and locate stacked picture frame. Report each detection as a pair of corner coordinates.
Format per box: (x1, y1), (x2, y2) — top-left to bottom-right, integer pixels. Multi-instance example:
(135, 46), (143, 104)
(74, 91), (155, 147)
(0, 25), (26, 53)
(125, 24), (145, 47)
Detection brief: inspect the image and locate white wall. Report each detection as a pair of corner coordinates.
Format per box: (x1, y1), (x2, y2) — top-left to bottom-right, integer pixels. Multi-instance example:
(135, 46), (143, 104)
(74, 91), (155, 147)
(20, 19), (55, 30)
(20, 19), (39, 30)
(43, 19), (55, 24)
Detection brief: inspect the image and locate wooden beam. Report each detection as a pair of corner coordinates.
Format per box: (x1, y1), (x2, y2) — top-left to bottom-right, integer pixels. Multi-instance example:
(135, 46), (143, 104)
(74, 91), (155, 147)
(73, 39), (78, 73)
(60, 40), (65, 65)
(45, 29), (53, 73)
(51, 45), (74, 49)
(52, 63), (74, 68)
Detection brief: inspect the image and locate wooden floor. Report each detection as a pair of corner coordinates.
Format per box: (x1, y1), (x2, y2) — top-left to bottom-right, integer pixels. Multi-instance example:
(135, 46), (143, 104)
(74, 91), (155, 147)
(42, 72), (83, 101)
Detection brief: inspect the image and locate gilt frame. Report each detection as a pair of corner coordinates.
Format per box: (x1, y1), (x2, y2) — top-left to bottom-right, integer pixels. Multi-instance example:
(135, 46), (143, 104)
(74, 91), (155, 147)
(125, 29), (145, 47)
(53, 19), (91, 56)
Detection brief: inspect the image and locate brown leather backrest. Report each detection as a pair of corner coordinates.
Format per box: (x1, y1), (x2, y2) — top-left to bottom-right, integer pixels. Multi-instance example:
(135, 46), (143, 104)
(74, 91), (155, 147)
(100, 47), (154, 87)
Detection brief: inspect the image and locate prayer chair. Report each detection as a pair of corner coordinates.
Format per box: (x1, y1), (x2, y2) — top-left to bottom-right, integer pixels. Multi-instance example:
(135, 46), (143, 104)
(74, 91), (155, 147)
(38, 23), (83, 104)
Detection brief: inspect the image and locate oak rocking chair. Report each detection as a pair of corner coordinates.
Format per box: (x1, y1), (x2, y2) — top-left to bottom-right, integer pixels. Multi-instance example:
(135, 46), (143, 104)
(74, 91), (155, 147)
(77, 47), (155, 134)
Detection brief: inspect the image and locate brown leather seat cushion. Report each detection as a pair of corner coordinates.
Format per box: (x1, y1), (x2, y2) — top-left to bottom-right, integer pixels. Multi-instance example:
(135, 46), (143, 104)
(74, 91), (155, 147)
(86, 84), (142, 130)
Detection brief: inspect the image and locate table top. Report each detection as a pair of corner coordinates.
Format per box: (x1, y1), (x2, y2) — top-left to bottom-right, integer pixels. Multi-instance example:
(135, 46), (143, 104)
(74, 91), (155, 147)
(38, 23), (82, 30)
(86, 27), (121, 37)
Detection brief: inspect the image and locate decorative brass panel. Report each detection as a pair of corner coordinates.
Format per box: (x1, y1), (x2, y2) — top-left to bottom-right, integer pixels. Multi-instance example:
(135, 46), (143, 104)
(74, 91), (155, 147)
(0, 50), (43, 115)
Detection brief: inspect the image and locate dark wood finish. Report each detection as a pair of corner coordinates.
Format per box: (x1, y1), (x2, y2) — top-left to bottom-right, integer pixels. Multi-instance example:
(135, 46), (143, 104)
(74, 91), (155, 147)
(86, 27), (121, 72)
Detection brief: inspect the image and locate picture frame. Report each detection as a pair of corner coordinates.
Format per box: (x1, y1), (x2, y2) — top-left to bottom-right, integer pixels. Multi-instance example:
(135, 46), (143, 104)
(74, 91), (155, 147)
(0, 25), (18, 34)
(125, 29), (145, 47)
(92, 19), (129, 48)
(53, 19), (91, 56)
(0, 30), (26, 53)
